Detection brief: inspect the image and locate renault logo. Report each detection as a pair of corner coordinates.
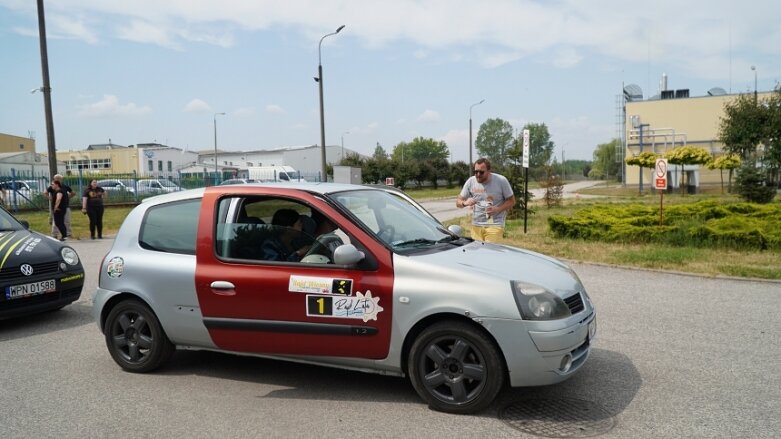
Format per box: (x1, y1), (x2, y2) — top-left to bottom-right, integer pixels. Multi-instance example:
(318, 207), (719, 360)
(20, 264), (34, 276)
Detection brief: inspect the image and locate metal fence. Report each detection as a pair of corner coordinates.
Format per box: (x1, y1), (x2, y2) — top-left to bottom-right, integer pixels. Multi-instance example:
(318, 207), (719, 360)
(0, 169), (322, 212)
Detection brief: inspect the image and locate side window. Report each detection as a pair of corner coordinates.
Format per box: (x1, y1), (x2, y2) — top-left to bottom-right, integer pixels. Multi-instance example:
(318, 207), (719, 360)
(139, 199), (201, 255)
(215, 196), (350, 264)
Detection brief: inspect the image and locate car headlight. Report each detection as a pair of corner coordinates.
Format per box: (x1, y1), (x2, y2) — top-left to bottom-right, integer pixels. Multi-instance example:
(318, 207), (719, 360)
(61, 247), (79, 266)
(511, 281), (571, 321)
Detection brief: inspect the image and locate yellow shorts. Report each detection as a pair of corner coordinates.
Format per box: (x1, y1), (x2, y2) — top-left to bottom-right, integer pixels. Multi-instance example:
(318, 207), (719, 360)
(470, 226), (504, 243)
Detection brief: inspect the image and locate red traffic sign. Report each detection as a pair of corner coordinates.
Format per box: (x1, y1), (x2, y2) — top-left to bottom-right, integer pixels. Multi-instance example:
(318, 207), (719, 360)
(654, 159), (668, 189)
(655, 178), (667, 190)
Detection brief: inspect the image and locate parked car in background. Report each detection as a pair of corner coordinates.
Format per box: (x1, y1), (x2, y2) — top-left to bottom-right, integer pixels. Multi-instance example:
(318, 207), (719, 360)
(219, 178), (259, 185)
(0, 180), (48, 206)
(96, 179), (136, 195)
(136, 179), (181, 195)
(0, 206), (85, 320)
(93, 182), (596, 414)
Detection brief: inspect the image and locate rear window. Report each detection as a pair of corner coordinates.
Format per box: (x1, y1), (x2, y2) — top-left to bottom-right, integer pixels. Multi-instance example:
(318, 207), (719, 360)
(139, 199), (201, 254)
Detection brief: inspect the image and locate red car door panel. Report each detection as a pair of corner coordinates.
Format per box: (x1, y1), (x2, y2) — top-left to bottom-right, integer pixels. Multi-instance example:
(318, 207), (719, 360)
(195, 187), (394, 359)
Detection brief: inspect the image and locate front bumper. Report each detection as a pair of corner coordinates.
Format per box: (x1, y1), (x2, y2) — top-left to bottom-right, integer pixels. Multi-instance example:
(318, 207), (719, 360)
(482, 311), (596, 387)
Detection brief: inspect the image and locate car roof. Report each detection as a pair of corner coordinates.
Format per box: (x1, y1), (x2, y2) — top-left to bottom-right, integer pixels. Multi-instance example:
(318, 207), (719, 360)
(138, 182), (387, 205)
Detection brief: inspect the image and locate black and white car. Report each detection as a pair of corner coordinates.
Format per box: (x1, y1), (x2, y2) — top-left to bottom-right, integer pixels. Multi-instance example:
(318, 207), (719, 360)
(0, 207), (85, 320)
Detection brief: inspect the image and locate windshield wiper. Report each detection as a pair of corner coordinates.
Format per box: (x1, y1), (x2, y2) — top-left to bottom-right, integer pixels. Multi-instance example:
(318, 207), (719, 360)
(392, 238), (439, 247)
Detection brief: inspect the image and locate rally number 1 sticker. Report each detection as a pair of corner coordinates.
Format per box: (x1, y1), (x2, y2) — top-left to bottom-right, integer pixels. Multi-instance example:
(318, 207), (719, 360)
(306, 291), (383, 322)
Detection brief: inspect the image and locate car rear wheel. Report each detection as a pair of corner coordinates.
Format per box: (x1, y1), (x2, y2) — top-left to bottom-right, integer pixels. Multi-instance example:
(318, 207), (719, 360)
(104, 299), (174, 373)
(408, 321), (505, 414)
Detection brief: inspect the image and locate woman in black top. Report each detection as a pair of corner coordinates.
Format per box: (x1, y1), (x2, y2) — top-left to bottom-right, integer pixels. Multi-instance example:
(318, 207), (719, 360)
(82, 179), (106, 239)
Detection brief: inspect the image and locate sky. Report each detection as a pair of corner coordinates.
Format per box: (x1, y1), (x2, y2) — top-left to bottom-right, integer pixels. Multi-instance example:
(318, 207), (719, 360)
(1, 0), (779, 163)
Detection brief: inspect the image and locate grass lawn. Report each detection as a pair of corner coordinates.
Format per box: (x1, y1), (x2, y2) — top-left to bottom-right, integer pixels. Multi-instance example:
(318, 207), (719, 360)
(13, 206), (135, 240)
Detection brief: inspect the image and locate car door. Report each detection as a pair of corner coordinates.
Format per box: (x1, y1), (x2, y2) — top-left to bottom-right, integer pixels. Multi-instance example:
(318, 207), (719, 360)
(194, 187), (395, 359)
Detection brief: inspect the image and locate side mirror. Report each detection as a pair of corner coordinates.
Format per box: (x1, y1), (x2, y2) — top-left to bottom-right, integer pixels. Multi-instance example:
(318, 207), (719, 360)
(333, 244), (365, 266)
(19, 220), (30, 230)
(447, 224), (463, 237)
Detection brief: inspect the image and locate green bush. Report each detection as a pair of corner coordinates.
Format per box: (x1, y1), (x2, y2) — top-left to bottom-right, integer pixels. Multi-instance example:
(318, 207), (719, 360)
(548, 200), (781, 251)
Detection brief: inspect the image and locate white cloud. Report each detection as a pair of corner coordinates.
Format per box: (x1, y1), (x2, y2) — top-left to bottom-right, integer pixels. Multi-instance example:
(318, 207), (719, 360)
(184, 99), (211, 113)
(77, 95), (151, 118)
(417, 109), (440, 123)
(116, 19), (181, 50)
(439, 128), (468, 151)
(265, 104), (286, 114)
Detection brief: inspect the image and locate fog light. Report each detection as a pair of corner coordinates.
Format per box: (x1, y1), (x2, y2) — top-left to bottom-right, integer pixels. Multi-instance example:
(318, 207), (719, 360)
(60, 262), (67, 271)
(560, 354), (573, 373)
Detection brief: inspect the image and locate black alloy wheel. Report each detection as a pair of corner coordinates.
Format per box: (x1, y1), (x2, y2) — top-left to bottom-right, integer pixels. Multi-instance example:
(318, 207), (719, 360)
(408, 321), (505, 414)
(104, 299), (174, 373)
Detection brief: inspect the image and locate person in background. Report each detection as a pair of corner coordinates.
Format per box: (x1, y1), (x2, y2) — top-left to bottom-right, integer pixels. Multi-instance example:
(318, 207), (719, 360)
(44, 174), (74, 239)
(51, 180), (68, 241)
(82, 179), (106, 239)
(456, 158), (515, 243)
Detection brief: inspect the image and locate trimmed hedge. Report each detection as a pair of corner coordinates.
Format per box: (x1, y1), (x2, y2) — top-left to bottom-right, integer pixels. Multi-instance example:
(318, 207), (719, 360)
(548, 200), (781, 251)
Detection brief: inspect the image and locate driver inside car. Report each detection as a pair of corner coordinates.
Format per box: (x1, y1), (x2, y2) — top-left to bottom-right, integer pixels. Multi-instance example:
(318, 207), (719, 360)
(261, 209), (312, 262)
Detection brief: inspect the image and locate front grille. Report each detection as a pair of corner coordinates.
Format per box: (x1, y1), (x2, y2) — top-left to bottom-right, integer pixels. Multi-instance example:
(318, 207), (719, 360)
(0, 261), (60, 282)
(564, 293), (584, 315)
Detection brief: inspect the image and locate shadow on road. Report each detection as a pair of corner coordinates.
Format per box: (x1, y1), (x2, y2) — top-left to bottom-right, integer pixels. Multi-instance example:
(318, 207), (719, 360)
(0, 302), (93, 342)
(151, 346), (639, 418)
(496, 347), (641, 417)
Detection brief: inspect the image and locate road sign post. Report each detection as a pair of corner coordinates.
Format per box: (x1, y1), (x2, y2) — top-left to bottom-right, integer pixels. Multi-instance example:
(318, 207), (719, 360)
(522, 129), (530, 233)
(655, 159), (668, 226)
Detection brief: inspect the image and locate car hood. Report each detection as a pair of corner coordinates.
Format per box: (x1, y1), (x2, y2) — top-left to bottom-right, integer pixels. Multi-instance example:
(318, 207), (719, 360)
(411, 240), (583, 294)
(0, 230), (66, 269)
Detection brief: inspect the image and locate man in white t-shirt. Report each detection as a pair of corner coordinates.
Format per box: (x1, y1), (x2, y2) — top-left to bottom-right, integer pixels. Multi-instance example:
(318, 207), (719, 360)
(456, 158), (515, 242)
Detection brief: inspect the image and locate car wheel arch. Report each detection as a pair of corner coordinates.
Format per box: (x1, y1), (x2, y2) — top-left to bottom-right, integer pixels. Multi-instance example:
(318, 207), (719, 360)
(399, 313), (508, 380)
(100, 292), (155, 333)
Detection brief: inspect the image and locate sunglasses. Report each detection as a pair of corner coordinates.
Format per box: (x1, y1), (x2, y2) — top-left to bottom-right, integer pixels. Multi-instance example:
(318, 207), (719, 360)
(473, 170), (486, 175)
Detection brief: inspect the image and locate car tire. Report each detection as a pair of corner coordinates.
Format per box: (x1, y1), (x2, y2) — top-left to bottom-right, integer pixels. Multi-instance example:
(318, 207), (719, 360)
(104, 299), (174, 373)
(408, 320), (505, 414)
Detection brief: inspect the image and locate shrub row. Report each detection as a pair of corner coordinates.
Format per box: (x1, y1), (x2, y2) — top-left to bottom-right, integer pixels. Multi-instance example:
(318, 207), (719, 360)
(548, 200), (781, 251)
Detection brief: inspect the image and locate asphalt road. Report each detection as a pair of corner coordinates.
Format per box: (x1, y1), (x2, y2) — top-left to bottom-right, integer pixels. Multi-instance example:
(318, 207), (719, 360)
(1, 212), (780, 438)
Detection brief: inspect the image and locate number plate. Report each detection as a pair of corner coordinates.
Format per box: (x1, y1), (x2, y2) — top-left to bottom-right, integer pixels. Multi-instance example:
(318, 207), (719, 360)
(588, 319), (597, 340)
(5, 279), (56, 300)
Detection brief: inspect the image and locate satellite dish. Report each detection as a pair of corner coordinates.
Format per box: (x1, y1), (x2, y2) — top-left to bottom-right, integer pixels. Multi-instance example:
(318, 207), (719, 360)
(623, 84), (643, 101)
(707, 87), (727, 96)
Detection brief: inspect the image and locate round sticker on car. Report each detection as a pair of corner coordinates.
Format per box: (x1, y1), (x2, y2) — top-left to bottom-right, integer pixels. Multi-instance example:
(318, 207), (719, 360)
(106, 257), (124, 278)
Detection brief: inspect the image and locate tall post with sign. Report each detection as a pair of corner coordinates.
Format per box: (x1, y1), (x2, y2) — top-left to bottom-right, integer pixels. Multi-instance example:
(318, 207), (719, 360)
(655, 158), (668, 226)
(522, 129), (530, 233)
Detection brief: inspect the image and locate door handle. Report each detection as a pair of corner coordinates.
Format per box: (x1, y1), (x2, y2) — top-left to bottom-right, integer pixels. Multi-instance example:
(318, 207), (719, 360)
(210, 281), (236, 296)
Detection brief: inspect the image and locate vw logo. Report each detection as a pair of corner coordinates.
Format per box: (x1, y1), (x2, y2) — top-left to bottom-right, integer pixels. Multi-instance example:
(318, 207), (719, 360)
(20, 264), (34, 276)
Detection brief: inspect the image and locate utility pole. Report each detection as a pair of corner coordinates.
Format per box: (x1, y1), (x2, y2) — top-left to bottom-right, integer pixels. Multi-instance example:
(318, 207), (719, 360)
(36, 0), (57, 178)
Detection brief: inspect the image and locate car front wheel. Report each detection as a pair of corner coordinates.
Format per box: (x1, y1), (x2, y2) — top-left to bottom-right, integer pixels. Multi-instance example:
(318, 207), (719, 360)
(104, 299), (174, 373)
(408, 321), (505, 414)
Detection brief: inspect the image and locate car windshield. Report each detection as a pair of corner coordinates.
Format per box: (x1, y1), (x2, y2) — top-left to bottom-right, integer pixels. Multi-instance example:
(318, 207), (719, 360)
(0, 208), (27, 231)
(330, 189), (458, 252)
(159, 180), (179, 188)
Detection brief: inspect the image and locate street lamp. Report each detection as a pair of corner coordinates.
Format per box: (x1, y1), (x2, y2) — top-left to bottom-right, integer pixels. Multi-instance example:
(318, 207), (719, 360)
(751, 65), (757, 102)
(469, 99), (485, 165)
(315, 24), (346, 182)
(213, 112), (225, 185)
(341, 131), (350, 160)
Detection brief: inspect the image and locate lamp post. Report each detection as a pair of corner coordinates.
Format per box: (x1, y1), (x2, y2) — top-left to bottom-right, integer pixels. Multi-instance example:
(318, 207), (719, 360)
(315, 25), (346, 182)
(469, 99), (485, 165)
(751, 65), (757, 103)
(213, 112), (225, 185)
(341, 131), (350, 161)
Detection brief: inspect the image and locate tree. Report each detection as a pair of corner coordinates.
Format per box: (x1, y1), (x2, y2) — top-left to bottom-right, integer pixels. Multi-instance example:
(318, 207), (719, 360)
(506, 123), (555, 177)
(734, 163), (776, 203)
(719, 92), (767, 161)
(588, 139), (621, 180)
(475, 118), (514, 167)
(422, 158), (450, 189)
(706, 153), (741, 193)
(625, 151), (658, 191)
(664, 146), (712, 194)
(392, 137), (449, 163)
(372, 143), (389, 160)
(449, 161), (470, 187)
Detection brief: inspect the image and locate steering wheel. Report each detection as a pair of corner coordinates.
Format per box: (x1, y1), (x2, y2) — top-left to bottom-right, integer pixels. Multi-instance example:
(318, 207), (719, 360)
(302, 234), (344, 262)
(377, 225), (396, 243)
